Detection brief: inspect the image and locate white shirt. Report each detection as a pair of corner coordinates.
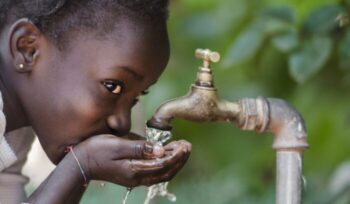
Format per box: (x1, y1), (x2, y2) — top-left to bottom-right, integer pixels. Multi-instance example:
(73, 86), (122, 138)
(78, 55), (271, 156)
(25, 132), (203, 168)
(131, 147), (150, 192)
(0, 91), (17, 171)
(0, 91), (35, 203)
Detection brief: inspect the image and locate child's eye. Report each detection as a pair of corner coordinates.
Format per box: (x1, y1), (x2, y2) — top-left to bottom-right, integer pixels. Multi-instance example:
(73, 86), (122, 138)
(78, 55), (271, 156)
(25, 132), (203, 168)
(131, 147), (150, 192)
(102, 80), (124, 94)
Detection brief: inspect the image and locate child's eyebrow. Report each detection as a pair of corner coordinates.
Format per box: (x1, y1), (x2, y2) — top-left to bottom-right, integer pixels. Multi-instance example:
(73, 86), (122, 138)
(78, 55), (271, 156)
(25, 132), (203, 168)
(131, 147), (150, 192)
(117, 66), (144, 81)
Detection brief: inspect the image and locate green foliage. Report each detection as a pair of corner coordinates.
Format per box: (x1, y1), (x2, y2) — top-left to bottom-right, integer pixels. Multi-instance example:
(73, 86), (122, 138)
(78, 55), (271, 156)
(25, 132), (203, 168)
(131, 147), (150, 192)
(339, 29), (350, 70)
(223, 20), (266, 67)
(180, 0), (248, 40)
(302, 5), (344, 34)
(272, 29), (299, 52)
(289, 36), (333, 83)
(224, 3), (350, 83)
(223, 6), (296, 67)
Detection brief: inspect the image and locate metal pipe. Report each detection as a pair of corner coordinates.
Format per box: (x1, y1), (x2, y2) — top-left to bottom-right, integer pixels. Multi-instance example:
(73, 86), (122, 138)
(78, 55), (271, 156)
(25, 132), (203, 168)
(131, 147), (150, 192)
(267, 98), (307, 204)
(237, 97), (308, 204)
(276, 151), (303, 204)
(147, 49), (308, 203)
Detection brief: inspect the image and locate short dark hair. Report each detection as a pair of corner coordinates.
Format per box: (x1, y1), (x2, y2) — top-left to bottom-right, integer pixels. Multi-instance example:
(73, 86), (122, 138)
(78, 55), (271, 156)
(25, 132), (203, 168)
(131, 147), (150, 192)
(0, 0), (169, 48)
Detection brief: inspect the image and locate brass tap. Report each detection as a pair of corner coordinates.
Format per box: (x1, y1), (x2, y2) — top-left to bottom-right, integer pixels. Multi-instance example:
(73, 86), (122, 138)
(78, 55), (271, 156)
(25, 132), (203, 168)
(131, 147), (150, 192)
(147, 49), (240, 130)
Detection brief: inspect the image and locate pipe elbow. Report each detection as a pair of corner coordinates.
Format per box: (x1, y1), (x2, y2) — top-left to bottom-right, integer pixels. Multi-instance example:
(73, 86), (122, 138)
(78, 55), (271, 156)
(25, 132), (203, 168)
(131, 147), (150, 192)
(267, 98), (308, 151)
(238, 97), (308, 151)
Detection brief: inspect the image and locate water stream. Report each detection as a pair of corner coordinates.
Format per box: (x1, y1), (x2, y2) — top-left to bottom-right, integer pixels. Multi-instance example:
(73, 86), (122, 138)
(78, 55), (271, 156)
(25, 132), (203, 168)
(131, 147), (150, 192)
(121, 188), (132, 204)
(144, 127), (177, 204)
(120, 127), (176, 204)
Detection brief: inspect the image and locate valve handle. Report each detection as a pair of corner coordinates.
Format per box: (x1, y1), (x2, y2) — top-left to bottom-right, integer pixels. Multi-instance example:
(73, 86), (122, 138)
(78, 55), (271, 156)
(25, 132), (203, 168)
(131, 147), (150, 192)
(194, 48), (220, 87)
(195, 48), (221, 63)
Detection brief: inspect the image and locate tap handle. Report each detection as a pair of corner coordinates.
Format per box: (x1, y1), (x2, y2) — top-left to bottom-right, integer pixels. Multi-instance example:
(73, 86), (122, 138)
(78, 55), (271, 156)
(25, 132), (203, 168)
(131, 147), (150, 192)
(194, 49), (220, 87)
(195, 49), (221, 64)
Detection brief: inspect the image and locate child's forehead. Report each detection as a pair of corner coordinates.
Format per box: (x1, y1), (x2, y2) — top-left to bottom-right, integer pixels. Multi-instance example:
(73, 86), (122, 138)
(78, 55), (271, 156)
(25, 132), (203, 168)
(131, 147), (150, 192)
(60, 19), (168, 55)
(53, 16), (168, 53)
(110, 18), (168, 42)
(55, 25), (169, 79)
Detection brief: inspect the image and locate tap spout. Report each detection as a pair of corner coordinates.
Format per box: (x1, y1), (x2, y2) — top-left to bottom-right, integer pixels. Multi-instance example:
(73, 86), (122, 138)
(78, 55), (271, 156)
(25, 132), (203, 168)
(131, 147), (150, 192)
(147, 85), (240, 130)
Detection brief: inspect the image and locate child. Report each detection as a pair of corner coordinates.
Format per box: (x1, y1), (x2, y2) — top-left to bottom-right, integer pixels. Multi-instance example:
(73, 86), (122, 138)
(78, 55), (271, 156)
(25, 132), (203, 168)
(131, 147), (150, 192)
(0, 0), (192, 203)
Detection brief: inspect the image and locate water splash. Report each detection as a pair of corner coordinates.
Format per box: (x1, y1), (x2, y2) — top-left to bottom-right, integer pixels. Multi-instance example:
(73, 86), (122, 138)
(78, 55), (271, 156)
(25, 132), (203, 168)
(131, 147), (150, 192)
(145, 127), (172, 144)
(144, 182), (176, 204)
(144, 127), (177, 204)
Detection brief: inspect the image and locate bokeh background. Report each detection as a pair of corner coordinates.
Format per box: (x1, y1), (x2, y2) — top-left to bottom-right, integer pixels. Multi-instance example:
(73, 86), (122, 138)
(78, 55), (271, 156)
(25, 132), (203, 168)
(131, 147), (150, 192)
(25, 0), (350, 203)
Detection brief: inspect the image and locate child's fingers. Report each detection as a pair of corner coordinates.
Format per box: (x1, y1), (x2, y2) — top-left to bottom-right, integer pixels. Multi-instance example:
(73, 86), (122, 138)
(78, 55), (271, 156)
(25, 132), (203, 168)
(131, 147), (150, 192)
(89, 138), (191, 187)
(139, 150), (190, 186)
(128, 141), (191, 175)
(109, 138), (165, 160)
(164, 140), (192, 152)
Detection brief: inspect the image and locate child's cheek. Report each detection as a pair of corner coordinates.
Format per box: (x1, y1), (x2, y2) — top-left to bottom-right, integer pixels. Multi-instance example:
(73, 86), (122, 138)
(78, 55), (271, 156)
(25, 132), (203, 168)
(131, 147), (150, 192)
(64, 88), (106, 127)
(73, 97), (104, 124)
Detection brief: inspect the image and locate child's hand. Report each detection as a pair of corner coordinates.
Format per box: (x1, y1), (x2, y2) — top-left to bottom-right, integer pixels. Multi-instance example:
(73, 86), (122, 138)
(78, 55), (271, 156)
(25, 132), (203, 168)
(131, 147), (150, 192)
(73, 135), (191, 187)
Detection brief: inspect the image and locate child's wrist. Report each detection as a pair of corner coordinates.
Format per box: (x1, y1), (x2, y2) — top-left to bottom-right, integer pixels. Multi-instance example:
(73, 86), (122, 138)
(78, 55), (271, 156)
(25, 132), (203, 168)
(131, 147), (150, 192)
(64, 146), (90, 187)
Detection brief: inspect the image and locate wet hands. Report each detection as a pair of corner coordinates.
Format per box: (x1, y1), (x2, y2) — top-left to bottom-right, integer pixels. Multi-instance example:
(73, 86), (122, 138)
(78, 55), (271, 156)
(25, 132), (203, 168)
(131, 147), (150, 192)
(72, 134), (191, 187)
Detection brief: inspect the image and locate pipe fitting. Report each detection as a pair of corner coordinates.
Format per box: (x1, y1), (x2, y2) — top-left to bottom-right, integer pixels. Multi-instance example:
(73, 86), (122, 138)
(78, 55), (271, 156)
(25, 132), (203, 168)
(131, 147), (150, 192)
(238, 97), (308, 151)
(238, 97), (269, 133)
(267, 98), (308, 151)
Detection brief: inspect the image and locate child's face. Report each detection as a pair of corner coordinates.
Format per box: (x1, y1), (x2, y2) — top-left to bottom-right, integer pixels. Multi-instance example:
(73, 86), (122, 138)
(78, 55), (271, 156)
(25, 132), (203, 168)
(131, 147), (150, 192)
(22, 20), (170, 164)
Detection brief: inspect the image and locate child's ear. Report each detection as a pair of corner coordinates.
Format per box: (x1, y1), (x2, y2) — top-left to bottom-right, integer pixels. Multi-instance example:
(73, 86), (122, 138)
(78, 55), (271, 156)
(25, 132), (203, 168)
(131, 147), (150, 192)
(9, 18), (42, 73)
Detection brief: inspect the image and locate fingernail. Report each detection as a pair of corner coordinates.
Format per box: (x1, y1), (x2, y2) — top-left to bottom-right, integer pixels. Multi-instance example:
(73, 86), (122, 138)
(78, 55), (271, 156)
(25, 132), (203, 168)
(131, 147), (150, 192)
(144, 142), (154, 153)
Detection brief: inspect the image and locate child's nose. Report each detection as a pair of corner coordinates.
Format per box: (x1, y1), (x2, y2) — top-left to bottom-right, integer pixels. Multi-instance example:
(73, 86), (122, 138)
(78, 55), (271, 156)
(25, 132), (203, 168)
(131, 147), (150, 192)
(106, 111), (131, 136)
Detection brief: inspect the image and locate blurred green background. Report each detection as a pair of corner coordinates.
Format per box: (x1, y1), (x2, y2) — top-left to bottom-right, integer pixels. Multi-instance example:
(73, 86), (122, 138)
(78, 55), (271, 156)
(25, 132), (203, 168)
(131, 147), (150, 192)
(81, 0), (350, 203)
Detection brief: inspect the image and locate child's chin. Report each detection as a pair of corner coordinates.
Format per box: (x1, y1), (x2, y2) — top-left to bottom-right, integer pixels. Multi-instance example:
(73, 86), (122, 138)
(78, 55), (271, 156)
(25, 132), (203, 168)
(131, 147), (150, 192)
(45, 148), (65, 165)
